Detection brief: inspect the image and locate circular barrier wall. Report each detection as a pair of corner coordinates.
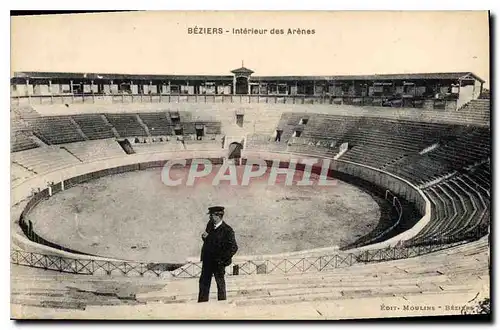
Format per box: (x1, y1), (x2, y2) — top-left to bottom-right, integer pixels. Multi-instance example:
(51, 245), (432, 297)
(13, 150), (428, 267)
(20, 158), (394, 264)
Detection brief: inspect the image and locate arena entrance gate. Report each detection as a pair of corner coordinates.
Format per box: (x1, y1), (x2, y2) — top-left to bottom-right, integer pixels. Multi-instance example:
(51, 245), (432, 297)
(228, 142), (243, 160)
(195, 124), (205, 140)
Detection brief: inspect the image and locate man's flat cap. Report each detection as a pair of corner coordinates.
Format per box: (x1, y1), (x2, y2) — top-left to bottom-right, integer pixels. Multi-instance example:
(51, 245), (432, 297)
(208, 206), (225, 214)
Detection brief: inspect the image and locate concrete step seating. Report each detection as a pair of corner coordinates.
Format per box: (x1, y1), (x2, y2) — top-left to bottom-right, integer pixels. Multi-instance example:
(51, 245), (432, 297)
(11, 131), (40, 153)
(137, 112), (173, 136)
(286, 144), (337, 158)
(11, 162), (36, 183)
(131, 141), (185, 154)
(456, 99), (490, 122)
(382, 127), (489, 185)
(60, 139), (126, 162)
(341, 145), (408, 169)
(105, 113), (148, 138)
(11, 237), (489, 310)
(385, 155), (451, 184)
(26, 116), (85, 144)
(246, 134), (288, 152)
(406, 163), (490, 246)
(249, 113), (490, 188)
(30, 99), (491, 128)
(11, 146), (82, 174)
(11, 114), (41, 152)
(184, 138), (223, 151)
(71, 114), (116, 140)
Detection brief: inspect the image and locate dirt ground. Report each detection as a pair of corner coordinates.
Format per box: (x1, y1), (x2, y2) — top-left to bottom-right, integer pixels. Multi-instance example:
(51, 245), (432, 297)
(28, 166), (380, 263)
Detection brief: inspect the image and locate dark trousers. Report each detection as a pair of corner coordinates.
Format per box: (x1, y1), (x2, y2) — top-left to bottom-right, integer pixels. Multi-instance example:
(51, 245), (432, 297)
(198, 261), (226, 302)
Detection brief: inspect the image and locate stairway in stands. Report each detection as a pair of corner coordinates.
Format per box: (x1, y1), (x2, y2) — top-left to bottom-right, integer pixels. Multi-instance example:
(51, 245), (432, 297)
(456, 99), (490, 122)
(11, 237), (489, 311)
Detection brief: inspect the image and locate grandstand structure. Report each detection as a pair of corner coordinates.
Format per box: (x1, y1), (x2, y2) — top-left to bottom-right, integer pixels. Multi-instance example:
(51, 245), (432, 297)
(12, 69), (485, 111)
(10, 69), (491, 319)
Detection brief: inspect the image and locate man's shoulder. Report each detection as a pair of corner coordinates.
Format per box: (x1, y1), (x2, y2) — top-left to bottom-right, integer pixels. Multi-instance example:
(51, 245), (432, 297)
(222, 222), (234, 232)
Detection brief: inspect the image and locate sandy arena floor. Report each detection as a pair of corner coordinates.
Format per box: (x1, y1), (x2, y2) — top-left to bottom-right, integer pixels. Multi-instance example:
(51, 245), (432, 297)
(28, 166), (381, 263)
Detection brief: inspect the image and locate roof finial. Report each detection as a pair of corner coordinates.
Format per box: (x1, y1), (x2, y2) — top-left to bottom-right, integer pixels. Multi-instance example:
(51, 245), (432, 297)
(242, 60), (244, 68)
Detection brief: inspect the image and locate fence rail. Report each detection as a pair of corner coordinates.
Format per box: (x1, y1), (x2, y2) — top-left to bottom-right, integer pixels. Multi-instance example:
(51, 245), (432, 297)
(11, 236), (480, 278)
(11, 154), (489, 278)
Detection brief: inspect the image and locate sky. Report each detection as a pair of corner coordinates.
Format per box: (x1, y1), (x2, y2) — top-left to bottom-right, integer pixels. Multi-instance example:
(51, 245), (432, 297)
(10, 11), (490, 86)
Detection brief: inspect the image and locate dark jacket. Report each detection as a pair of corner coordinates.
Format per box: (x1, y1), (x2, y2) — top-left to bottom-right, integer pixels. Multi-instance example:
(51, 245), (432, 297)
(200, 221), (238, 266)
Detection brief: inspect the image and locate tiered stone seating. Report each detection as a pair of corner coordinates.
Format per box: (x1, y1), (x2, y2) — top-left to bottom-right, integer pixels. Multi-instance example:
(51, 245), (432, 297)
(32, 99), (490, 128)
(405, 162), (490, 246)
(11, 115), (40, 152)
(345, 120), (454, 150)
(247, 114), (490, 186)
(131, 141), (185, 154)
(278, 115), (468, 174)
(184, 137), (223, 151)
(383, 154), (450, 184)
(285, 138), (337, 158)
(281, 114), (465, 165)
(465, 162), (490, 195)
(105, 114), (147, 138)
(342, 145), (408, 169)
(138, 112), (173, 136)
(10, 264), (168, 310)
(11, 105), (42, 121)
(11, 237), (488, 315)
(26, 116), (85, 144)
(9, 103), (491, 318)
(60, 139), (126, 162)
(11, 146), (82, 174)
(275, 112), (310, 141)
(457, 99), (490, 122)
(386, 126), (490, 184)
(245, 134), (288, 153)
(11, 162), (36, 183)
(71, 114), (115, 140)
(300, 114), (361, 142)
(11, 132), (39, 152)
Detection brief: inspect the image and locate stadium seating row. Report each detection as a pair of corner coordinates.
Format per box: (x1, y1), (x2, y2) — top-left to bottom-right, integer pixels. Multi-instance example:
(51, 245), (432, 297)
(10, 235), (489, 312)
(405, 161), (490, 246)
(12, 111), (224, 151)
(264, 113), (491, 185)
(10, 102), (491, 250)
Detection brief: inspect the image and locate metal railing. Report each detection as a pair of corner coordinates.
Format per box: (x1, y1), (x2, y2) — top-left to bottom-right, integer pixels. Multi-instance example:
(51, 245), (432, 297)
(11, 235), (482, 278)
(11, 152), (490, 278)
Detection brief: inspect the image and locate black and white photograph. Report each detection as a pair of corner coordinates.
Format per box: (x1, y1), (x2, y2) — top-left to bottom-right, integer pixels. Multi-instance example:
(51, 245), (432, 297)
(9, 10), (491, 320)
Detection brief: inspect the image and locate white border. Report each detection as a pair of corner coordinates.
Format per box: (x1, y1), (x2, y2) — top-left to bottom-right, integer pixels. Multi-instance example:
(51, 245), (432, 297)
(3, 2), (497, 329)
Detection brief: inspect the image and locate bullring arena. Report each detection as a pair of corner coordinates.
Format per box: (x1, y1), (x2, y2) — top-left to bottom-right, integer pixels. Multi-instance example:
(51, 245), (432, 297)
(10, 69), (491, 319)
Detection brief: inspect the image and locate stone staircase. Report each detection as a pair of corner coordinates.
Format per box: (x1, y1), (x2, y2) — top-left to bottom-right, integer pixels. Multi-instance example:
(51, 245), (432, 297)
(11, 237), (489, 318)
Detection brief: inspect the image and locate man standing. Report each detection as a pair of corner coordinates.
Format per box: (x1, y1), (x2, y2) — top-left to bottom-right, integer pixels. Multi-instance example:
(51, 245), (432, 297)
(198, 206), (238, 303)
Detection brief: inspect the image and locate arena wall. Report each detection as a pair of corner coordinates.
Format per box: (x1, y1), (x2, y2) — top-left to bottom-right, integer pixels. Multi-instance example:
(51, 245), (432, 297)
(12, 149), (430, 261)
(12, 94), (461, 112)
(242, 151), (431, 251)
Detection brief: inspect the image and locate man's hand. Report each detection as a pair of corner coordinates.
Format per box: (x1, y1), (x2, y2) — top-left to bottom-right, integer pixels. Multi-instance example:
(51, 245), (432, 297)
(201, 231), (209, 240)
